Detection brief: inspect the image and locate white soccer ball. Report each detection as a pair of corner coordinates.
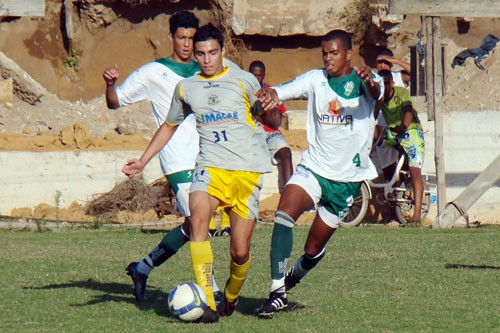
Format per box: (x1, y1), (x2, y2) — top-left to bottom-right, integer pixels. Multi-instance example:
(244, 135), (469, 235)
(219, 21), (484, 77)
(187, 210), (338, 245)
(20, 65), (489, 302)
(168, 282), (207, 322)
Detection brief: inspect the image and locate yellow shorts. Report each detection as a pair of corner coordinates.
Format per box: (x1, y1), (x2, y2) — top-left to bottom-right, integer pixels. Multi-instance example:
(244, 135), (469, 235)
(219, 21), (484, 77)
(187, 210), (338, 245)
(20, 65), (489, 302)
(191, 166), (263, 220)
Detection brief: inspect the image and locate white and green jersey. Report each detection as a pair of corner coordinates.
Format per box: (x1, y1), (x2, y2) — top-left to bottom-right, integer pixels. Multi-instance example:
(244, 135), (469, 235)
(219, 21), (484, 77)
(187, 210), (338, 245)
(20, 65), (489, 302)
(275, 68), (383, 181)
(115, 57), (200, 175)
(166, 66), (272, 173)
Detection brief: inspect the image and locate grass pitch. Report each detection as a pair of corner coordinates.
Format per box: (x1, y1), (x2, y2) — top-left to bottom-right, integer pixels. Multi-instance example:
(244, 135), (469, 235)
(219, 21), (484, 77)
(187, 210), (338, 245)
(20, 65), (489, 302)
(1, 225), (499, 332)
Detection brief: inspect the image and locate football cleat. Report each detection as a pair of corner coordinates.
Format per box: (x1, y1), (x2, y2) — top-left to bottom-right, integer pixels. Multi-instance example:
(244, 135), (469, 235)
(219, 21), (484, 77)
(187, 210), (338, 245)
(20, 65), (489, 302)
(208, 229), (219, 237)
(284, 268), (301, 291)
(258, 291), (288, 318)
(218, 295), (238, 317)
(213, 290), (223, 306)
(194, 307), (220, 323)
(221, 227), (231, 237)
(125, 262), (148, 302)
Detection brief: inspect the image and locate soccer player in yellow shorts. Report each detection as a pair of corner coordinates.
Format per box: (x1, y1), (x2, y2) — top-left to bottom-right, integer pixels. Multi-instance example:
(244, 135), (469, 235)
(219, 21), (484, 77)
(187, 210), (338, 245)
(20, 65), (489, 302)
(123, 23), (281, 323)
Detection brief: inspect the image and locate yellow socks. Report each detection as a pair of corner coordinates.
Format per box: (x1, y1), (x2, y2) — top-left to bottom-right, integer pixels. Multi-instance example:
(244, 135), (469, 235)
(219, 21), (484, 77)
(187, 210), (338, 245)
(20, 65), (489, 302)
(225, 256), (251, 302)
(190, 241), (216, 310)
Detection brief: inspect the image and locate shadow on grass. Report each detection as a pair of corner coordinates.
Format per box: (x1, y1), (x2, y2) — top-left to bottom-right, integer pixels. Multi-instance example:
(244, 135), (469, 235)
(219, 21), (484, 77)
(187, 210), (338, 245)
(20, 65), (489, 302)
(445, 264), (500, 270)
(25, 280), (305, 319)
(139, 229), (173, 235)
(234, 296), (305, 317)
(24, 279), (174, 317)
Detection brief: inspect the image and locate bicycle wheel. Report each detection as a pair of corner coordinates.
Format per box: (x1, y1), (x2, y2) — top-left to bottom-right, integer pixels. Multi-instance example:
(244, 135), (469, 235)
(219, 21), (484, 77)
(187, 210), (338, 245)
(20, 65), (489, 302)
(394, 178), (430, 225)
(340, 182), (370, 227)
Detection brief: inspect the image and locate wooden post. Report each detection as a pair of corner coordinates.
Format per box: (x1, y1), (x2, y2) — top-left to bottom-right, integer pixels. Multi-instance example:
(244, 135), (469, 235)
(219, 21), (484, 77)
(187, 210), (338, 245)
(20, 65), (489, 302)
(431, 17), (447, 226)
(433, 155), (500, 228)
(424, 17), (434, 120)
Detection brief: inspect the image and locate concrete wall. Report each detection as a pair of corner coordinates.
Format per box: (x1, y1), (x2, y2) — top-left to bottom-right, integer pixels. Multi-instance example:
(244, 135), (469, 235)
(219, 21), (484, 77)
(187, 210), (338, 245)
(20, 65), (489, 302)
(1, 111), (499, 223)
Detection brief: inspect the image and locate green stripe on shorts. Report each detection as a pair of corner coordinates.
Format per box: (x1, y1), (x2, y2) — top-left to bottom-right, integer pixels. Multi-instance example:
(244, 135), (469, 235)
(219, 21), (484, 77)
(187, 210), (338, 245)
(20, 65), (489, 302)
(300, 164), (361, 217)
(165, 169), (194, 193)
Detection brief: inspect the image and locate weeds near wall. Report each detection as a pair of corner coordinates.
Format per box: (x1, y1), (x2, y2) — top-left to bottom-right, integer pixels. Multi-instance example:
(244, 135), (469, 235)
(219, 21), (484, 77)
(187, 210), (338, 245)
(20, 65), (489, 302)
(338, 0), (371, 45)
(209, 0), (248, 68)
(64, 50), (79, 70)
(35, 219), (48, 233)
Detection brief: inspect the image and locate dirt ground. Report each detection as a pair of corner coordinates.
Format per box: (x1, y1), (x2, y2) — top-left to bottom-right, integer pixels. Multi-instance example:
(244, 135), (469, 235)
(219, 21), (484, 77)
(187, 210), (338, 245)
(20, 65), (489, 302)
(1, 2), (499, 224)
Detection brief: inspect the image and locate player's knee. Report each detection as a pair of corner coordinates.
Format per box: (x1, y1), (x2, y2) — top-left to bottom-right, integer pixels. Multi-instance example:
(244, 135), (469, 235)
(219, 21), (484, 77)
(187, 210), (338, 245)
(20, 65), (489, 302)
(229, 247), (250, 265)
(304, 243), (324, 258)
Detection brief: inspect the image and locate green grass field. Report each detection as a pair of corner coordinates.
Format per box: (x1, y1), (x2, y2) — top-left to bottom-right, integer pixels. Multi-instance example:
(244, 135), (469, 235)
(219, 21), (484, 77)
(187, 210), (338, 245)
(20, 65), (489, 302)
(1, 225), (499, 332)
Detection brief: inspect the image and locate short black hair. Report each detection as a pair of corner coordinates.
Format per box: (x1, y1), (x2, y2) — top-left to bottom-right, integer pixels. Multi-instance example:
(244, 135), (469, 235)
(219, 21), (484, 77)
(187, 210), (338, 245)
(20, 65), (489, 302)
(169, 10), (199, 35)
(322, 29), (352, 50)
(249, 60), (265, 72)
(378, 69), (393, 80)
(194, 23), (224, 49)
(376, 48), (394, 58)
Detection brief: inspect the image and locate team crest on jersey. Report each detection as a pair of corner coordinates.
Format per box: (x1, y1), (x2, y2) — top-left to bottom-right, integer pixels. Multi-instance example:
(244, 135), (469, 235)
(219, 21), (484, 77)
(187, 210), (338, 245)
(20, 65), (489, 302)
(208, 94), (219, 105)
(344, 81), (354, 96)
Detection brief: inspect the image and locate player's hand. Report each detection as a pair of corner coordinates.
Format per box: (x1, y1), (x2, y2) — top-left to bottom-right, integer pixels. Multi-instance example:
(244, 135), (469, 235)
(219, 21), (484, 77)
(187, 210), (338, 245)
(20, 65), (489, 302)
(254, 88), (280, 111)
(354, 66), (375, 88)
(392, 125), (407, 135)
(122, 158), (144, 178)
(376, 55), (395, 65)
(103, 64), (119, 86)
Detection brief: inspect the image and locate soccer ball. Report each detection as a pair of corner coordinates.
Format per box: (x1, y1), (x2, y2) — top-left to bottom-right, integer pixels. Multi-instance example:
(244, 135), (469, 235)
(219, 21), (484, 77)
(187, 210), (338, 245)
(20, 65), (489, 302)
(168, 282), (207, 322)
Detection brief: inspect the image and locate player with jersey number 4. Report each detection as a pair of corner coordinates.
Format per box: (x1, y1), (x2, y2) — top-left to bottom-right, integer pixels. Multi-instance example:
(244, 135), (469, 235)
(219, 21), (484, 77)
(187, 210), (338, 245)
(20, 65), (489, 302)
(255, 29), (384, 318)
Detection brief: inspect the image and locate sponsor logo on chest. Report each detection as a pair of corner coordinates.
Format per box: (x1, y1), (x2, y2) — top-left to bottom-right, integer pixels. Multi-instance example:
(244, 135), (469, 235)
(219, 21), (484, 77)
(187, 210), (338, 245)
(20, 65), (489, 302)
(196, 111), (239, 126)
(319, 113), (353, 125)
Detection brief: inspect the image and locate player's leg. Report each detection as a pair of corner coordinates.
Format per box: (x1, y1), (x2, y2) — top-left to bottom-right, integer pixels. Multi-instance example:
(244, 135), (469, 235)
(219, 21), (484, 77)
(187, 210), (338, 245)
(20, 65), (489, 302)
(285, 181), (362, 291)
(267, 132), (293, 191)
(219, 211), (256, 316)
(259, 166), (319, 318)
(166, 175), (223, 303)
(275, 147), (293, 190)
(126, 171), (192, 301)
(188, 190), (219, 310)
(187, 189), (222, 323)
(284, 215), (333, 292)
(401, 129), (425, 223)
(218, 170), (262, 316)
(188, 166), (235, 323)
(409, 166), (423, 222)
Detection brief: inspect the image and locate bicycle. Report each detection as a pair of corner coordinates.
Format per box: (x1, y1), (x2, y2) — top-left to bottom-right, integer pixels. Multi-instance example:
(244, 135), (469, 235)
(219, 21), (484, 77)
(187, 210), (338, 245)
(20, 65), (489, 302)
(340, 151), (436, 227)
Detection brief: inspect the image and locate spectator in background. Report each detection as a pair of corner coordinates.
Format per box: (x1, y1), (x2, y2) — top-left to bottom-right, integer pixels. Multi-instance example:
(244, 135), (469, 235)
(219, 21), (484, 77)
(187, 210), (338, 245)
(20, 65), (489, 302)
(373, 47), (412, 184)
(375, 48), (411, 89)
(249, 60), (293, 190)
(377, 69), (425, 224)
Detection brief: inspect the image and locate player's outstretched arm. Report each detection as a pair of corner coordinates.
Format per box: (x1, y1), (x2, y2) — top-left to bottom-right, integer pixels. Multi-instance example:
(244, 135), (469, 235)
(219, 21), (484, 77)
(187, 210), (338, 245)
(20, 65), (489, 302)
(354, 66), (381, 100)
(103, 64), (120, 109)
(122, 122), (178, 178)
